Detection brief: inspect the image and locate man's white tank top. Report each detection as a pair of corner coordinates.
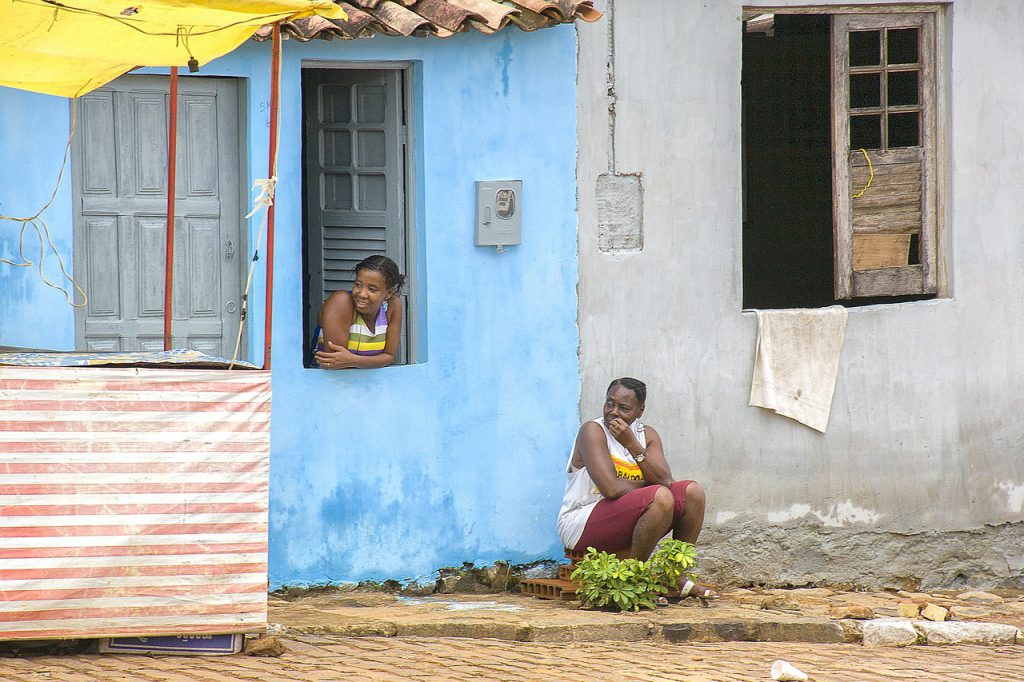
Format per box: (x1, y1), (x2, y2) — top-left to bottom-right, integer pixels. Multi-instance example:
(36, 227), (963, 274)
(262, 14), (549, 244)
(556, 418), (647, 549)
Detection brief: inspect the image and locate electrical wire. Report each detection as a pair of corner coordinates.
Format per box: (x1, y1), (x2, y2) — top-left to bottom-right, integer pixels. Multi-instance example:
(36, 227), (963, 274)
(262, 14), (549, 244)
(852, 148), (874, 199)
(16, 0), (303, 38)
(0, 98), (88, 307)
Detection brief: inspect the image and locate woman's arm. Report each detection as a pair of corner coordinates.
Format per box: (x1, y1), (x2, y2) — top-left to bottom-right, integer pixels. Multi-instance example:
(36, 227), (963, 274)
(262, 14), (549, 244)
(317, 290), (354, 349)
(604, 419), (674, 487)
(315, 296), (403, 370)
(632, 425), (674, 487)
(577, 421), (644, 500)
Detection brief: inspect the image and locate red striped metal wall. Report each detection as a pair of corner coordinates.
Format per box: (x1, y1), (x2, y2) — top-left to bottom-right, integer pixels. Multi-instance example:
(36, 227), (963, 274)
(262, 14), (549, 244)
(0, 367), (271, 640)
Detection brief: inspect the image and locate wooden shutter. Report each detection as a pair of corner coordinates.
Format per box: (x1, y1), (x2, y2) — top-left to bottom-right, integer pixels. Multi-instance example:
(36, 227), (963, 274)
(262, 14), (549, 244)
(302, 68), (407, 359)
(832, 13), (937, 299)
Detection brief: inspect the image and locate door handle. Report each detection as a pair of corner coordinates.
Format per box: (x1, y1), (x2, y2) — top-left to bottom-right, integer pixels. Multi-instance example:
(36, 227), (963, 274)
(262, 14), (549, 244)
(225, 239), (235, 260)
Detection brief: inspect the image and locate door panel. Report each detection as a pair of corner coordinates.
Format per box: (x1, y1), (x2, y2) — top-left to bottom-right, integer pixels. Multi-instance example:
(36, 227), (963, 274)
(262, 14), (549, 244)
(73, 75), (244, 357)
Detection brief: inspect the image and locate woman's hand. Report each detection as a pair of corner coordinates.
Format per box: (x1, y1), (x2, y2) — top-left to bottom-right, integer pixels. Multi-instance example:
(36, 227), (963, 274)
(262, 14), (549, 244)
(315, 341), (359, 369)
(606, 417), (641, 451)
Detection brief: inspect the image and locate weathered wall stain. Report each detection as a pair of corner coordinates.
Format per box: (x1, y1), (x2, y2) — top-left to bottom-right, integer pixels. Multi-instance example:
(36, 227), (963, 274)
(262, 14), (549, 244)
(702, 519), (1024, 590)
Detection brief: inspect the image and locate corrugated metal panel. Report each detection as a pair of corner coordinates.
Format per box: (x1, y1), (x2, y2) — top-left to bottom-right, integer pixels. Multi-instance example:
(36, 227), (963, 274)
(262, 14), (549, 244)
(0, 367), (270, 641)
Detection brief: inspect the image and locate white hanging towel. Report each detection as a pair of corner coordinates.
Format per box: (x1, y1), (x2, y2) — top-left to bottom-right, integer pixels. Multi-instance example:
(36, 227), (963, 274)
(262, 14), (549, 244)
(749, 306), (848, 433)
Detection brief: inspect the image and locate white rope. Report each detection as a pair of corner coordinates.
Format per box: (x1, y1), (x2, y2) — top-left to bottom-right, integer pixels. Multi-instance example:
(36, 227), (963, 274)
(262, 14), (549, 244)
(227, 181), (274, 370)
(228, 30), (284, 370)
(244, 176), (278, 219)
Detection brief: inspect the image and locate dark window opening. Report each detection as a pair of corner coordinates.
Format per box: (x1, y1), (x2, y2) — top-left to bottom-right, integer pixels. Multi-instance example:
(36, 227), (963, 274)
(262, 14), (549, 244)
(742, 15), (835, 309)
(742, 14), (936, 309)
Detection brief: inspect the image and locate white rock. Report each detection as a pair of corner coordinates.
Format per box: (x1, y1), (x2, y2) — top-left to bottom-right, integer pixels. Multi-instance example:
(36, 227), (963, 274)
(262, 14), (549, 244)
(914, 621), (1020, 646)
(861, 618), (920, 647)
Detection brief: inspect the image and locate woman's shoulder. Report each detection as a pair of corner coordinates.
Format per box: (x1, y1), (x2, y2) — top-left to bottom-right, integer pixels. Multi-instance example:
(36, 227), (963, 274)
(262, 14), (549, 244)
(384, 294), (403, 320)
(323, 290), (355, 309)
(318, 290), (355, 323)
(640, 423), (661, 441)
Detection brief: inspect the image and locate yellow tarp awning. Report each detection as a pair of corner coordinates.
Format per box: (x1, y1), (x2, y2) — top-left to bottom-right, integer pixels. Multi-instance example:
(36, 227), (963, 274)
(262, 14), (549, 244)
(0, 0), (342, 97)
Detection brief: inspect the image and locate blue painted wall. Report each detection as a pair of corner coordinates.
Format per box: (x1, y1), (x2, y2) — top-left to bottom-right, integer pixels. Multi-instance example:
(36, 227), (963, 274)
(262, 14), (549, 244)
(0, 27), (581, 587)
(0, 90), (77, 349)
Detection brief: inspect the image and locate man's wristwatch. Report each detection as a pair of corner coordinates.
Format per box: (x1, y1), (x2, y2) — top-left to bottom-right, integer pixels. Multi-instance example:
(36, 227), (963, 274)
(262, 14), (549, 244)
(633, 448), (647, 464)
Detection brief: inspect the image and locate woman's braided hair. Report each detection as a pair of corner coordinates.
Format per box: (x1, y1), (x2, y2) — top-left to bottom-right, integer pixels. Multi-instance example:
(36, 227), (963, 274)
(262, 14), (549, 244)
(355, 255), (405, 295)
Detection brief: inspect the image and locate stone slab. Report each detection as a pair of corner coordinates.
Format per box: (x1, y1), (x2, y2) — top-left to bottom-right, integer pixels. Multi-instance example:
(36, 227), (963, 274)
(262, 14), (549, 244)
(862, 618), (920, 647)
(914, 621), (1021, 646)
(525, 622), (653, 643)
(661, 618), (844, 644)
(394, 622), (528, 640)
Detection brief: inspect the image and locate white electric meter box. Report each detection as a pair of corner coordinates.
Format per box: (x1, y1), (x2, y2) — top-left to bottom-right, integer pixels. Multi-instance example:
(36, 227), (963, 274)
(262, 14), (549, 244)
(475, 180), (522, 247)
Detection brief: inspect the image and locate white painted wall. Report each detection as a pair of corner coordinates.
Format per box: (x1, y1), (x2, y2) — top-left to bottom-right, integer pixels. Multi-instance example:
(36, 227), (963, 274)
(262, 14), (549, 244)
(577, 0), (1024, 586)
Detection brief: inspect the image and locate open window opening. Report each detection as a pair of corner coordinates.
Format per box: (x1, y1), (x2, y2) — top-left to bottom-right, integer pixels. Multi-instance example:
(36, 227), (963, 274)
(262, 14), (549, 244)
(742, 11), (941, 310)
(300, 65), (415, 368)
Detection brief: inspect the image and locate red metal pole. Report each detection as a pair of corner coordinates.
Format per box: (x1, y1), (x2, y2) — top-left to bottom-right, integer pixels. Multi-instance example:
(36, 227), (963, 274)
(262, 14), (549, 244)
(164, 66), (179, 351)
(263, 25), (281, 370)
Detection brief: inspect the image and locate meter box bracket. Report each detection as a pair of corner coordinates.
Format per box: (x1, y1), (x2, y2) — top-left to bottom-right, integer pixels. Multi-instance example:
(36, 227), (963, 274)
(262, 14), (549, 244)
(475, 180), (522, 247)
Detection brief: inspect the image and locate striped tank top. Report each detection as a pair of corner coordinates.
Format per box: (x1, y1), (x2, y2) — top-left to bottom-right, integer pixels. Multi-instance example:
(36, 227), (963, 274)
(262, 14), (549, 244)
(346, 303), (388, 356)
(311, 297), (389, 363)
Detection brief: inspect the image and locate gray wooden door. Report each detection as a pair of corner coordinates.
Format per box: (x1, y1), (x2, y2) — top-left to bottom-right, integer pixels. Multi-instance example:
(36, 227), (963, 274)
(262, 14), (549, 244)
(302, 68), (407, 361)
(72, 75), (244, 356)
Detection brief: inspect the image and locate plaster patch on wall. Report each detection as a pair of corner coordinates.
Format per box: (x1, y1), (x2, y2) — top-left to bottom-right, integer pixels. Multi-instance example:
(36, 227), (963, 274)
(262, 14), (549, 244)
(764, 502), (880, 527)
(715, 511), (738, 524)
(596, 172), (643, 252)
(814, 500), (882, 527)
(996, 481), (1024, 513)
(766, 503), (812, 524)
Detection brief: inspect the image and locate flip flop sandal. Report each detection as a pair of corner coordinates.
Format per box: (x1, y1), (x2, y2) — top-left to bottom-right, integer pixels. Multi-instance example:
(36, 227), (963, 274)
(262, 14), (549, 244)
(680, 579), (720, 607)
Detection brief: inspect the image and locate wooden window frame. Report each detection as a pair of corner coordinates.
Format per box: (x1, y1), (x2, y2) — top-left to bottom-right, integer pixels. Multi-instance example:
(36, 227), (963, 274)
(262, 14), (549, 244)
(743, 5), (947, 303)
(832, 12), (938, 299)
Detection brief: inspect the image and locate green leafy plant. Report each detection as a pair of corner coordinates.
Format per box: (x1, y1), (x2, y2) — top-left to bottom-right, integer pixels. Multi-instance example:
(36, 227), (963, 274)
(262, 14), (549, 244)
(648, 539), (698, 593)
(570, 548), (666, 611)
(570, 540), (700, 611)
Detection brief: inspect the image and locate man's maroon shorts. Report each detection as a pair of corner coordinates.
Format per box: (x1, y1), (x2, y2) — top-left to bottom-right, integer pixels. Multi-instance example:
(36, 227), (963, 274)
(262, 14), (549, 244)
(575, 480), (693, 554)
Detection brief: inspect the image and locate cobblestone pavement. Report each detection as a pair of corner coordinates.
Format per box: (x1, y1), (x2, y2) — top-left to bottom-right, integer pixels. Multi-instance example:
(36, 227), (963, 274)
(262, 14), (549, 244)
(1, 636), (1022, 681)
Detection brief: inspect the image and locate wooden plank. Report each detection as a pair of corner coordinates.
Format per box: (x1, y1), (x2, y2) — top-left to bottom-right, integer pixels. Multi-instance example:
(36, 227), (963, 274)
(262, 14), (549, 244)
(853, 206), (922, 233)
(851, 171), (921, 190)
(918, 12), (938, 293)
(852, 264), (928, 297)
(853, 234), (910, 270)
(850, 160), (920, 176)
(933, 8), (948, 296)
(850, 150), (922, 167)
(742, 5), (945, 20)
(831, 14), (853, 300)
(852, 187), (921, 209)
